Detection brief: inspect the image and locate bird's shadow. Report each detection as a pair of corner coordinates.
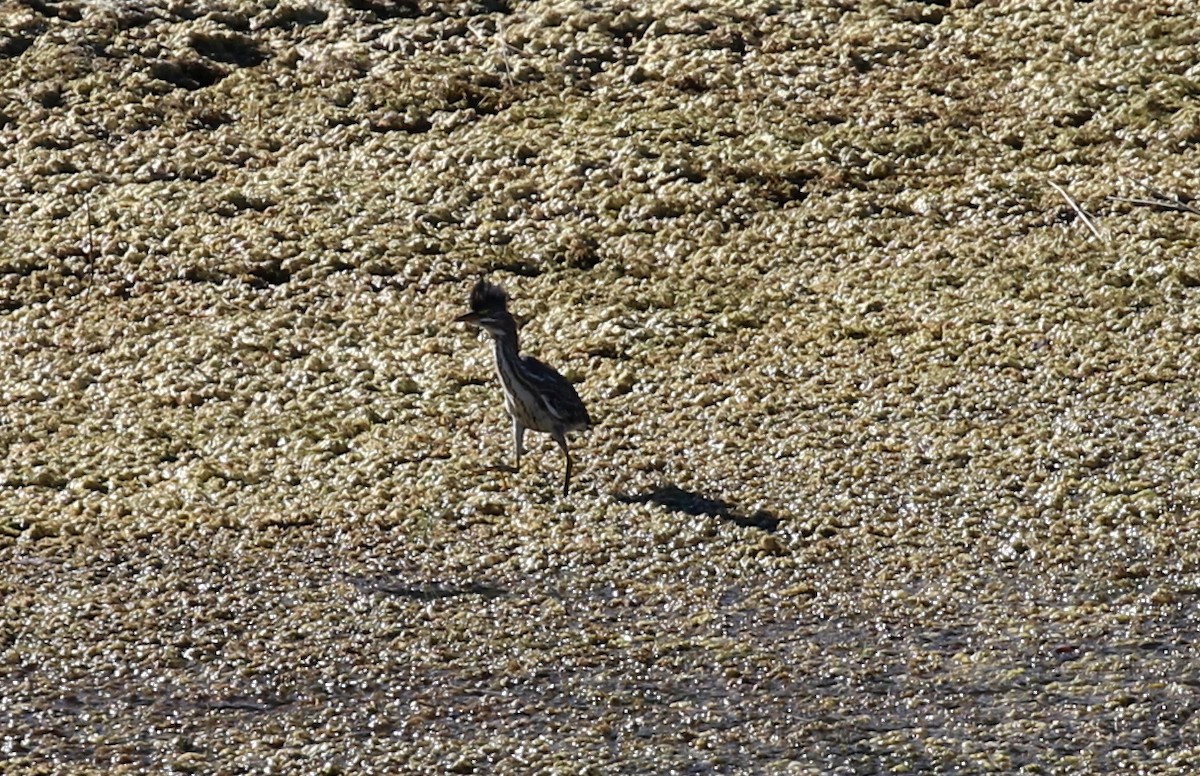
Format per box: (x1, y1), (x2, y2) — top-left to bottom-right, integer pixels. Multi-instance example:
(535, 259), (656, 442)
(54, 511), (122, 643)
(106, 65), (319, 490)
(615, 485), (781, 532)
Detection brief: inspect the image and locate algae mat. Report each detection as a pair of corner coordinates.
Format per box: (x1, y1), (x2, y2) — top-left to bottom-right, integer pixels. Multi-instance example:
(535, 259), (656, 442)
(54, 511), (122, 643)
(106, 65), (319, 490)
(3, 0), (1200, 773)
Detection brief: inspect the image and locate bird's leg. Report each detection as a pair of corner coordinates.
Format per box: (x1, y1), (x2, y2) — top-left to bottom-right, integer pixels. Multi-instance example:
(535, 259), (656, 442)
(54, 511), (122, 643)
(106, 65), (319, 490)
(512, 418), (526, 472)
(554, 432), (571, 497)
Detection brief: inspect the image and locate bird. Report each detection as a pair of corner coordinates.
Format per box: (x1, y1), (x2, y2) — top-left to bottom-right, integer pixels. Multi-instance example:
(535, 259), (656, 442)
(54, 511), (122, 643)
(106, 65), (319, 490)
(455, 279), (592, 496)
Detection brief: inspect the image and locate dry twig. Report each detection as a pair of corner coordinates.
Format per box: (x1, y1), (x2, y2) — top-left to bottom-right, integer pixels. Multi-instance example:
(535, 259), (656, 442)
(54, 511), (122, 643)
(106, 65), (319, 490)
(1050, 182), (1105, 242)
(1108, 175), (1200, 216)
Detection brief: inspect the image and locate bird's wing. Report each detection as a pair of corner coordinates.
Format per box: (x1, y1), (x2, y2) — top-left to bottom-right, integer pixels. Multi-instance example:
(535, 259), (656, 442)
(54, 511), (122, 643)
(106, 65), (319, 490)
(521, 355), (590, 426)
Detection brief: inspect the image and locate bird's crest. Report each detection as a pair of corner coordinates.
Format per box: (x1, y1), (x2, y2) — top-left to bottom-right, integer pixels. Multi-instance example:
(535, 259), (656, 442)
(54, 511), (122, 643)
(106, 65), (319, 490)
(469, 279), (509, 313)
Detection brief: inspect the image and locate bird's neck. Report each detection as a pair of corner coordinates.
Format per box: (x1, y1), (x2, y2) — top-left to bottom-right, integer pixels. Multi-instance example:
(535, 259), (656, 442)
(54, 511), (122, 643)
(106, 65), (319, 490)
(489, 319), (520, 360)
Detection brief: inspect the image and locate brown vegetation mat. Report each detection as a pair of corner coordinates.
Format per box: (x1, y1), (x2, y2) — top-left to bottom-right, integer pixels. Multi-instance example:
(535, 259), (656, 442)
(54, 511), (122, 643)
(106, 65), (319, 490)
(3, 0), (1200, 772)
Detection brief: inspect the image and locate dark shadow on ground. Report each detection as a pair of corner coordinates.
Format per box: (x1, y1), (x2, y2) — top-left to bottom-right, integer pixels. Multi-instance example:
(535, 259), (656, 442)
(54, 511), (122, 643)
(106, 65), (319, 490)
(615, 485), (781, 532)
(349, 576), (507, 601)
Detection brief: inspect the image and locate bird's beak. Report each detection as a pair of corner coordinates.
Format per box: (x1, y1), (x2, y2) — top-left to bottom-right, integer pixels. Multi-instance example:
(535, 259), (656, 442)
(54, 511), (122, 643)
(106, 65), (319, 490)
(455, 311), (480, 324)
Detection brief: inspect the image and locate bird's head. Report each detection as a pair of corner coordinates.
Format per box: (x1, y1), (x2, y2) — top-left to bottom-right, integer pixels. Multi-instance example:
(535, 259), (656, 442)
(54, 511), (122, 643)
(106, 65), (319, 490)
(455, 279), (512, 335)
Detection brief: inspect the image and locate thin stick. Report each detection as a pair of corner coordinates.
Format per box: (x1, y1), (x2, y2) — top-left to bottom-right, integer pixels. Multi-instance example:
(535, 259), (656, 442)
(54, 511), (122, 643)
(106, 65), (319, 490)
(1050, 182), (1105, 242)
(1129, 175), (1186, 204)
(1132, 175), (1200, 213)
(468, 19), (524, 88)
(1112, 175), (1200, 216)
(1107, 195), (1200, 214)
